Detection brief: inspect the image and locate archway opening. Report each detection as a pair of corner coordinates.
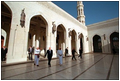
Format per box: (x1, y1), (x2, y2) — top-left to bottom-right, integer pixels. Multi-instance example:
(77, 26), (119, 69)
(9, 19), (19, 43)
(71, 30), (77, 51)
(93, 35), (102, 52)
(28, 15), (47, 54)
(56, 24), (66, 54)
(80, 33), (84, 52)
(110, 32), (119, 54)
(1, 2), (12, 48)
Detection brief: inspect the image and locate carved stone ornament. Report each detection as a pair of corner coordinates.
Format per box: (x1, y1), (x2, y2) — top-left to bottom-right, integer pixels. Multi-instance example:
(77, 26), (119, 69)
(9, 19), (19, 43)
(79, 34), (83, 39)
(103, 34), (106, 40)
(52, 22), (56, 34)
(86, 37), (89, 41)
(69, 31), (72, 37)
(78, 34), (81, 39)
(20, 8), (26, 27)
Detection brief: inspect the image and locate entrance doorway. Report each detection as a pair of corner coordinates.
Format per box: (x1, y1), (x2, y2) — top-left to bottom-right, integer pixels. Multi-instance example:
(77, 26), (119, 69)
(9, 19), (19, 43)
(93, 35), (102, 52)
(110, 32), (119, 54)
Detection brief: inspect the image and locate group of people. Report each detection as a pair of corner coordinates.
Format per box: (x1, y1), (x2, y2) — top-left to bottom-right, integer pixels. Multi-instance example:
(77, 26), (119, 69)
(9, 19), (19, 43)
(1, 45), (82, 67)
(28, 46), (83, 67)
(56, 47), (83, 66)
(65, 47), (83, 60)
(28, 46), (53, 67)
(72, 48), (83, 60)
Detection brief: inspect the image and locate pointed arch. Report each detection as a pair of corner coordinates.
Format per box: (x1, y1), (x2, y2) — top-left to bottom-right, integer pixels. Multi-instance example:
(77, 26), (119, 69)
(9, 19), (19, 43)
(56, 24), (66, 52)
(29, 13), (49, 26)
(110, 32), (119, 54)
(57, 24), (66, 39)
(71, 29), (77, 51)
(1, 1), (12, 48)
(28, 15), (48, 51)
(93, 35), (102, 52)
(79, 33), (84, 52)
(1, 1), (12, 15)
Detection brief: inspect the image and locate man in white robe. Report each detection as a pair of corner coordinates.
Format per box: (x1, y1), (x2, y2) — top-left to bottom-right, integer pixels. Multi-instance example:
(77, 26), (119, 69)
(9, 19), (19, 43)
(34, 47), (40, 67)
(57, 48), (63, 66)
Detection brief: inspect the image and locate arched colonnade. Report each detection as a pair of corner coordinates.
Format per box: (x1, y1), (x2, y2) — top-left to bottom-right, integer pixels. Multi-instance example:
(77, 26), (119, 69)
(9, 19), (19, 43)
(92, 32), (119, 53)
(1, 2), (85, 63)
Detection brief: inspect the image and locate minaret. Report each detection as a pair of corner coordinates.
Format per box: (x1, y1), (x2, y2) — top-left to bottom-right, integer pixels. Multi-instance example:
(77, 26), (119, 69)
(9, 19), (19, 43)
(77, 1), (85, 25)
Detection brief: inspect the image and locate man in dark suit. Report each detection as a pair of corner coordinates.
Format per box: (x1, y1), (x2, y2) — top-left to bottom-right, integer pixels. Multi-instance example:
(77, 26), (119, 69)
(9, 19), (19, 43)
(65, 47), (68, 57)
(44, 47), (53, 67)
(79, 47), (83, 59)
(72, 48), (77, 60)
(1, 46), (7, 61)
(28, 46), (34, 60)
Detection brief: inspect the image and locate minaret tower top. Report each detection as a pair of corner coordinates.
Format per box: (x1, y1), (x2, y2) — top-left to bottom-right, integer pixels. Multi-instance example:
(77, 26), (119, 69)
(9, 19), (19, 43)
(77, 1), (85, 25)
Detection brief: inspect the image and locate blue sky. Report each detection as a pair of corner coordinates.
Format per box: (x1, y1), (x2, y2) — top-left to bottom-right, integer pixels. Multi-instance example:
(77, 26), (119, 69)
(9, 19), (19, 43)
(52, 1), (119, 25)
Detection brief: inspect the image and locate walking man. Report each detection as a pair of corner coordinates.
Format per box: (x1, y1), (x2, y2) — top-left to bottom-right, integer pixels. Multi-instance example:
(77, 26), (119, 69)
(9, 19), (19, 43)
(44, 47), (53, 67)
(1, 46), (7, 61)
(65, 47), (68, 57)
(72, 48), (77, 60)
(79, 47), (83, 59)
(28, 46), (34, 60)
(57, 48), (63, 66)
(34, 47), (40, 67)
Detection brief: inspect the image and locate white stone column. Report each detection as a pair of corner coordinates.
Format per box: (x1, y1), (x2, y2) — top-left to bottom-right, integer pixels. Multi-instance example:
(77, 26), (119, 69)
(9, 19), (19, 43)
(35, 38), (39, 48)
(46, 33), (51, 50)
(83, 36), (89, 53)
(101, 35), (110, 53)
(6, 28), (16, 61)
(32, 35), (36, 47)
(76, 38), (80, 54)
(101, 36), (105, 53)
(7, 27), (28, 63)
(51, 33), (56, 57)
(89, 37), (93, 53)
(22, 29), (29, 58)
(107, 38), (111, 53)
(61, 42), (65, 56)
(46, 22), (52, 52)
(102, 39), (108, 53)
(6, 12), (30, 63)
(106, 35), (111, 53)
(54, 31), (57, 57)
(68, 37), (72, 55)
(64, 37), (69, 55)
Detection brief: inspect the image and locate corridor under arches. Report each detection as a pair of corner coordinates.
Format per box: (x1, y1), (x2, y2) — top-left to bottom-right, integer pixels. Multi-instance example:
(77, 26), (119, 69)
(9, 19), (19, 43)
(28, 15), (48, 51)
(71, 30), (77, 51)
(56, 24), (66, 55)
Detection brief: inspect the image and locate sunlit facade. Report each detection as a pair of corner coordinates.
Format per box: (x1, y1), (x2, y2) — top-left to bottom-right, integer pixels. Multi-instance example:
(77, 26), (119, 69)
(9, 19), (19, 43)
(1, 1), (119, 64)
